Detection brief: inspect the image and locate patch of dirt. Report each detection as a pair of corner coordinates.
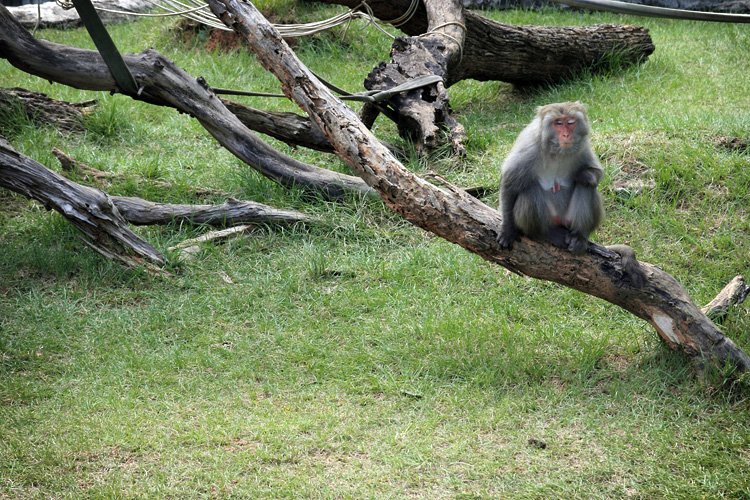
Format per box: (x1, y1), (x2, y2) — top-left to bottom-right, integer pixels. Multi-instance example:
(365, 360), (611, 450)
(715, 136), (750, 154)
(222, 437), (262, 453)
(601, 132), (660, 196)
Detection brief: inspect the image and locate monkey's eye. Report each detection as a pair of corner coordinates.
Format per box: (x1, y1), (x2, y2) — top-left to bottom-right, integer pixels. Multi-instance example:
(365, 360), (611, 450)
(554, 119), (564, 126)
(567, 119), (576, 125)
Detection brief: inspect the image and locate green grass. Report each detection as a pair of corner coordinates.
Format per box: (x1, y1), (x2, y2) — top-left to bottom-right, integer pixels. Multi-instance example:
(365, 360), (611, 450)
(2, 3), (750, 497)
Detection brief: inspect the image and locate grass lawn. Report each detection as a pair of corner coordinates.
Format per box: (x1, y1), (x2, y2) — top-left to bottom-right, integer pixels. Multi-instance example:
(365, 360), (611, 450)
(1, 2), (750, 497)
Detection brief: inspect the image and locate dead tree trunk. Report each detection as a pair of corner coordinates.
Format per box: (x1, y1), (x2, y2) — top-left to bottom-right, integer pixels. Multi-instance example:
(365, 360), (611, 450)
(319, 0), (654, 153)
(207, 0), (750, 373)
(362, 0), (467, 154)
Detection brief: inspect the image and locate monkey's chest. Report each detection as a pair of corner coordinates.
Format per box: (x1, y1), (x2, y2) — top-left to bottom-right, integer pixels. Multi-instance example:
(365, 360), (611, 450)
(537, 175), (573, 225)
(537, 173), (572, 193)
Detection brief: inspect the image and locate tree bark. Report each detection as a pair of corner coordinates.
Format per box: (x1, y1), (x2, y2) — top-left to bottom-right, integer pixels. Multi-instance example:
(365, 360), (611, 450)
(221, 99), (335, 153)
(0, 5), (372, 200)
(208, 0), (750, 373)
(363, 0), (467, 154)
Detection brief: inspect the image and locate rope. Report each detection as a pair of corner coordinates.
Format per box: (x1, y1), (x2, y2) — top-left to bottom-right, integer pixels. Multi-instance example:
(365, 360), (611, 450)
(53, 0), (750, 30)
(383, 0), (420, 27)
(51, 0), (435, 106)
(420, 20), (466, 63)
(52, 0), (423, 38)
(69, 0), (414, 38)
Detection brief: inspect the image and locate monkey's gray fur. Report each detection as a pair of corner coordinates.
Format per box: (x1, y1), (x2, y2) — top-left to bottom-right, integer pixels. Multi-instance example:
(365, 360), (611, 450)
(498, 102), (645, 286)
(498, 102), (603, 254)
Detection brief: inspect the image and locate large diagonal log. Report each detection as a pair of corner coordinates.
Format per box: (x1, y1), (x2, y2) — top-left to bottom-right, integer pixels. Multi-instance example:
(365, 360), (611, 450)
(207, 0), (750, 373)
(0, 5), (372, 199)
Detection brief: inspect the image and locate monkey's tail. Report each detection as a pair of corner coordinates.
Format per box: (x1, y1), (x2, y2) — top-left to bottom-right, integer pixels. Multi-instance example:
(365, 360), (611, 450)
(606, 244), (646, 288)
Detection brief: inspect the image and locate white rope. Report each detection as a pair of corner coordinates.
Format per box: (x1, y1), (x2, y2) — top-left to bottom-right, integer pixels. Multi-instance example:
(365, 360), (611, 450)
(419, 20), (466, 63)
(53, 0), (421, 40)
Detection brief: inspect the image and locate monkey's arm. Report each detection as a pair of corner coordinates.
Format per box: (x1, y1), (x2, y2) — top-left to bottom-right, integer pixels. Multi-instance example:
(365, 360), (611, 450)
(573, 150), (603, 186)
(498, 185), (520, 249)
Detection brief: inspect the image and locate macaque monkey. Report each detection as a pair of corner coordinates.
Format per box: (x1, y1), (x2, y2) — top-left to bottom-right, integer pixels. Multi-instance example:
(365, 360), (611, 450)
(498, 102), (644, 286)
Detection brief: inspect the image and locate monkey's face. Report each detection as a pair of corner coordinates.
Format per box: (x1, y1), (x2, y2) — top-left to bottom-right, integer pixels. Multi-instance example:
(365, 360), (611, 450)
(551, 114), (578, 149)
(540, 107), (588, 155)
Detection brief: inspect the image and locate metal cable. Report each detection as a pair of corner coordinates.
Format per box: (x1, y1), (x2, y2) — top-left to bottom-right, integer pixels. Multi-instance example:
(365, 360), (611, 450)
(554, 0), (750, 23)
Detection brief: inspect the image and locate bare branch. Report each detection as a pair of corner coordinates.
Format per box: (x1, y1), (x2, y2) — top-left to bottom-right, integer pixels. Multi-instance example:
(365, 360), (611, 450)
(111, 196), (311, 227)
(702, 276), (749, 322)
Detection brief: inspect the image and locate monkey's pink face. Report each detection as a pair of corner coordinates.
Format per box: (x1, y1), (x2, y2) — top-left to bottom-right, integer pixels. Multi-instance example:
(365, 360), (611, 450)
(551, 115), (578, 149)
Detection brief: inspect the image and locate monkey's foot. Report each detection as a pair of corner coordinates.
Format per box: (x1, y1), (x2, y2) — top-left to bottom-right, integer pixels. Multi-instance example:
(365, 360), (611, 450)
(497, 226), (519, 250)
(565, 232), (589, 254)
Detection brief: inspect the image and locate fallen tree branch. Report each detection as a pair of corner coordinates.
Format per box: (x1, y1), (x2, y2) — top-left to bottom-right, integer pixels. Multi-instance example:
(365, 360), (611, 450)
(111, 196), (311, 227)
(0, 5), (372, 200)
(0, 136), (164, 269)
(169, 224), (253, 249)
(53, 147), (120, 185)
(168, 224), (254, 261)
(52, 146), (311, 226)
(0, 87), (96, 133)
(702, 275), (749, 322)
(1, 139), (311, 268)
(221, 99), (335, 153)
(50, 147), (312, 226)
(209, 0), (750, 373)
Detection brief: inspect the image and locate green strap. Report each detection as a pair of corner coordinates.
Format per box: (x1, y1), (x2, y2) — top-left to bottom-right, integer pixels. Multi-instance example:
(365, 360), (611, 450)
(72, 0), (139, 95)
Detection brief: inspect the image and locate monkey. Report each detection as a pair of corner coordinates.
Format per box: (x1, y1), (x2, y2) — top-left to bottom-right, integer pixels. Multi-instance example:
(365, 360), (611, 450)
(497, 102), (645, 287)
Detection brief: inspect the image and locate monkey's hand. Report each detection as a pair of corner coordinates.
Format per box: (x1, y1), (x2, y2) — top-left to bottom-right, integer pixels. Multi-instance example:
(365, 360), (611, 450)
(497, 223), (520, 250)
(574, 168), (600, 187)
